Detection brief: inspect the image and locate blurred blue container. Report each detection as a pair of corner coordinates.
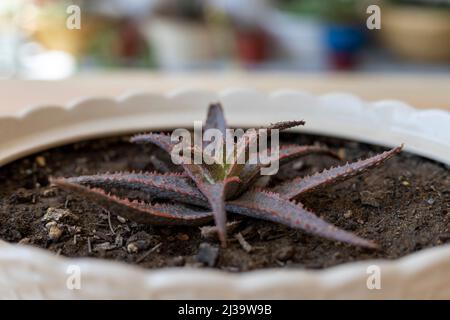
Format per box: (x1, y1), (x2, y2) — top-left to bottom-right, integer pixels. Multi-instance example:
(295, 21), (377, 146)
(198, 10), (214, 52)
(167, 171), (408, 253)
(325, 24), (365, 69)
(326, 24), (365, 53)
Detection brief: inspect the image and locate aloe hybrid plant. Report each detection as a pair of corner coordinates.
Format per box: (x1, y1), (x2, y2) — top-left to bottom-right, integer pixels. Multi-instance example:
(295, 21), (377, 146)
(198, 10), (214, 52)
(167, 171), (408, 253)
(52, 103), (402, 248)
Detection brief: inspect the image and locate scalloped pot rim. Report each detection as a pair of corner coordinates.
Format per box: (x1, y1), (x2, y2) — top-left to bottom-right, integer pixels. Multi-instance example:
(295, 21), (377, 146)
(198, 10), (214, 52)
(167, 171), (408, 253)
(1, 89), (450, 299)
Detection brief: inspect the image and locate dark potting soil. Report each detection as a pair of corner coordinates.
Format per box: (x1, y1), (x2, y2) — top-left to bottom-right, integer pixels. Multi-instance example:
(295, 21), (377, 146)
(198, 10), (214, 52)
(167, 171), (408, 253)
(1, 133), (449, 271)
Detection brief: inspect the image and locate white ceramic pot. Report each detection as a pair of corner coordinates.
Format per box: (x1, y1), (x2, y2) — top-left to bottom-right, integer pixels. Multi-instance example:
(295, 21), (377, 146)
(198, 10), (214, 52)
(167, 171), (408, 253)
(141, 18), (217, 70)
(264, 10), (327, 70)
(1, 89), (450, 299)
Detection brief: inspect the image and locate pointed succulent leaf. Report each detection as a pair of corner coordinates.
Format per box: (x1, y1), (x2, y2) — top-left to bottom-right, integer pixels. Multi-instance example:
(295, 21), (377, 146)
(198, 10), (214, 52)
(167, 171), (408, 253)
(131, 133), (173, 153)
(265, 120), (306, 132)
(225, 129), (258, 178)
(195, 176), (241, 246)
(55, 172), (207, 206)
(200, 182), (227, 243)
(228, 190), (376, 248)
(149, 154), (183, 173)
(226, 120), (306, 177)
(273, 146), (403, 199)
(131, 133), (223, 180)
(55, 171), (229, 245)
(277, 144), (341, 164)
(131, 131), (231, 245)
(131, 132), (222, 182)
(186, 145), (225, 181)
(168, 162), (228, 245)
(204, 102), (227, 137)
(235, 145), (341, 195)
(51, 178), (212, 225)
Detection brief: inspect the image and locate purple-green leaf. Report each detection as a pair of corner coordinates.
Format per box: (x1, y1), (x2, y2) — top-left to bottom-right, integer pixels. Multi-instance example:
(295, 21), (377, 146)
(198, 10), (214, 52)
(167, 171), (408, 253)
(236, 145), (341, 193)
(54, 172), (207, 206)
(277, 144), (341, 164)
(204, 102), (227, 137)
(273, 146), (403, 199)
(132, 131), (230, 245)
(51, 178), (212, 225)
(226, 120), (306, 177)
(265, 120), (306, 132)
(131, 133), (173, 153)
(228, 190), (376, 248)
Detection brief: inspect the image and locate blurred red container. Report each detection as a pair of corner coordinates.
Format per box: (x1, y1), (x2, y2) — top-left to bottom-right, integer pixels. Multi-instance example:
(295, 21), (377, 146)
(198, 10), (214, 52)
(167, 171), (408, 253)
(235, 28), (268, 64)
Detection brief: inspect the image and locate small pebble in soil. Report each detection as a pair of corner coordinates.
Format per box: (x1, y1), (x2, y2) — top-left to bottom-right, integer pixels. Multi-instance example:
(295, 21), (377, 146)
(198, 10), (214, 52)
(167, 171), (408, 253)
(276, 246), (295, 261)
(176, 233), (190, 241)
(35, 156), (46, 167)
(337, 148), (346, 160)
(18, 237), (31, 245)
(127, 243), (139, 254)
(344, 210), (353, 219)
(126, 231), (153, 252)
(94, 242), (116, 252)
(197, 243), (219, 267)
(48, 224), (63, 240)
(200, 225), (219, 240)
(117, 216), (127, 224)
(427, 198), (435, 205)
(359, 190), (380, 208)
(45, 221), (56, 229)
(42, 207), (71, 222)
(41, 188), (56, 197)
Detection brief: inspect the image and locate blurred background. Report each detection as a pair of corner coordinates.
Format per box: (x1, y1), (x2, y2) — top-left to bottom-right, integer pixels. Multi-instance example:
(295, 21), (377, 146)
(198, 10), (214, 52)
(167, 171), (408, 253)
(0, 0), (449, 80)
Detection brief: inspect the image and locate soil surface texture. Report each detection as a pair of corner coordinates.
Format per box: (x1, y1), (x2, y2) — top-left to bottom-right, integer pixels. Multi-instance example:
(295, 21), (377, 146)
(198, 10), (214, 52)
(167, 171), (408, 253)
(1, 133), (449, 271)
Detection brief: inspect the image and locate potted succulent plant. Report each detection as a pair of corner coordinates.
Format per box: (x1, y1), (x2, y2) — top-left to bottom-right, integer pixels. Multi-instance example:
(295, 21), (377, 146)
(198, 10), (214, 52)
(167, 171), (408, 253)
(51, 104), (401, 250)
(0, 89), (450, 299)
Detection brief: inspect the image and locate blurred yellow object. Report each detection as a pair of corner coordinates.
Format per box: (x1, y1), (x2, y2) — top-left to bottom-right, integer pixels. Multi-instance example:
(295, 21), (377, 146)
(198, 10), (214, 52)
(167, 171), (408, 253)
(32, 5), (112, 57)
(382, 5), (450, 63)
